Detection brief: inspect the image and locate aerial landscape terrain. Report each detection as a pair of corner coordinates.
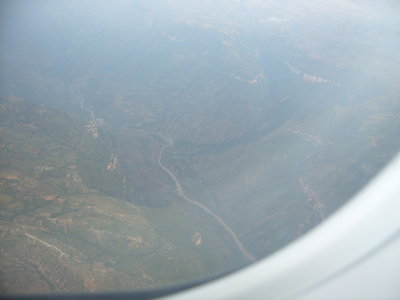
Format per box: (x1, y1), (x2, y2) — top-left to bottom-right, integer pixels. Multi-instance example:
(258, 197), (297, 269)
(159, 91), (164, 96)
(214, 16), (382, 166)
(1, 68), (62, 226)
(0, 0), (399, 294)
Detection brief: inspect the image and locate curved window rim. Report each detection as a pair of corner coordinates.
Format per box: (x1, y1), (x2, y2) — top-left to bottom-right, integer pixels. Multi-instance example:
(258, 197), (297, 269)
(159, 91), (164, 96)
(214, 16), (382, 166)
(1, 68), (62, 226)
(7, 152), (400, 300)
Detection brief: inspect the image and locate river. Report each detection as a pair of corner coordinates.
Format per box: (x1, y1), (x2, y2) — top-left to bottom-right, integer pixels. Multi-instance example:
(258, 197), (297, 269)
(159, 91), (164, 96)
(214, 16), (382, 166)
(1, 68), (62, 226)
(70, 82), (256, 262)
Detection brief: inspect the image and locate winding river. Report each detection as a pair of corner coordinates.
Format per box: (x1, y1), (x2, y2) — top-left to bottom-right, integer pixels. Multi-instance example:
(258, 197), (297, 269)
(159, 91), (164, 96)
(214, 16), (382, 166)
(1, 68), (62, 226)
(156, 134), (256, 262)
(71, 82), (256, 262)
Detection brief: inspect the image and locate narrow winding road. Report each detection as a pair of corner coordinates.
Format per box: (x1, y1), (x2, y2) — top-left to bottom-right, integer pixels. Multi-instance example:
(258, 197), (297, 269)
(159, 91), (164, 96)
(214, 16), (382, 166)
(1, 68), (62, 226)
(156, 134), (256, 262)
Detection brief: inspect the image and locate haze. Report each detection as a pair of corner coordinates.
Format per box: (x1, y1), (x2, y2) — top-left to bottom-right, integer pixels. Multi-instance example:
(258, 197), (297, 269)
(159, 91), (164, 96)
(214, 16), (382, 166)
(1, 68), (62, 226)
(0, 0), (399, 294)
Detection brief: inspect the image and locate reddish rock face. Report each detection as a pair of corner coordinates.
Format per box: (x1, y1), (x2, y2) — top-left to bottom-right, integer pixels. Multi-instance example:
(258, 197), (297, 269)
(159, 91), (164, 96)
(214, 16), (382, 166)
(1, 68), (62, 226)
(1, 0), (399, 295)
